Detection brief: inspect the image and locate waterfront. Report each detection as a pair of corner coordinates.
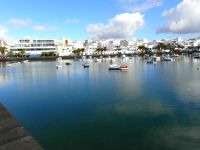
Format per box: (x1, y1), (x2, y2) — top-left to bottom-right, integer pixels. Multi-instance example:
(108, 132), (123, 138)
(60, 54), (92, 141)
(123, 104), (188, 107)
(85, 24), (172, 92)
(0, 56), (200, 150)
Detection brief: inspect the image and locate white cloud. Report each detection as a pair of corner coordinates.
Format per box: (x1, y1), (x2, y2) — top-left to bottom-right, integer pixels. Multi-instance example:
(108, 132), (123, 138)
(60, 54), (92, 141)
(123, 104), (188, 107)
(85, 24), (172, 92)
(86, 13), (144, 39)
(8, 18), (32, 27)
(32, 25), (58, 31)
(116, 0), (163, 12)
(157, 0), (200, 34)
(0, 26), (7, 38)
(65, 19), (80, 24)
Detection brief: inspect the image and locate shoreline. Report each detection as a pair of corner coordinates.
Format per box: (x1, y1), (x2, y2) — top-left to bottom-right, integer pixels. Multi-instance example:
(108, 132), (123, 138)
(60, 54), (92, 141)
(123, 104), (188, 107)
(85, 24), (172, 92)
(0, 51), (199, 62)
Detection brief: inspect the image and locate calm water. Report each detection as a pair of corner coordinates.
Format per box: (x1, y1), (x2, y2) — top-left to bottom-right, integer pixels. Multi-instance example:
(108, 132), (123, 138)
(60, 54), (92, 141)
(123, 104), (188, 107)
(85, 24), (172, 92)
(1, 56), (200, 150)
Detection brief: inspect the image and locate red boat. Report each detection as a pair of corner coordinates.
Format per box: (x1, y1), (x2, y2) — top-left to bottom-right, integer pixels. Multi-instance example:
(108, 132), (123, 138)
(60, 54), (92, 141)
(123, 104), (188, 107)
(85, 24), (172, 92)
(119, 65), (128, 71)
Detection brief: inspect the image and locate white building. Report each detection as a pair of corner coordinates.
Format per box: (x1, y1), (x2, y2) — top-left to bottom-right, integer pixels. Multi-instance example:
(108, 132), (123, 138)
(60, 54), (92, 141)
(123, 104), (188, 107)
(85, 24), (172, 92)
(10, 39), (57, 57)
(0, 40), (8, 47)
(55, 38), (73, 56)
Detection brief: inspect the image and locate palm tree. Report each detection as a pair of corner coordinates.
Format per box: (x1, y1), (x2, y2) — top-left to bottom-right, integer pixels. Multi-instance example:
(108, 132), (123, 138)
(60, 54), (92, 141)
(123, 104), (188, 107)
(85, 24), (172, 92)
(6, 51), (14, 58)
(102, 47), (107, 55)
(138, 45), (148, 54)
(19, 50), (26, 57)
(96, 47), (107, 55)
(155, 43), (167, 53)
(0, 46), (7, 58)
(73, 48), (85, 56)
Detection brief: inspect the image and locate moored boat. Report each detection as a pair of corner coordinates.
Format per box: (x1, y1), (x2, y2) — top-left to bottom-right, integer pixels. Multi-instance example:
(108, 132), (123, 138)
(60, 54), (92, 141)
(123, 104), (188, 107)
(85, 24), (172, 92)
(6, 64), (12, 67)
(65, 61), (72, 65)
(173, 54), (179, 57)
(57, 57), (62, 61)
(22, 60), (29, 63)
(163, 57), (175, 61)
(56, 65), (62, 68)
(156, 57), (161, 61)
(94, 58), (102, 62)
(109, 64), (120, 70)
(193, 56), (200, 59)
(147, 58), (154, 64)
(119, 65), (128, 71)
(83, 63), (89, 68)
(122, 55), (126, 58)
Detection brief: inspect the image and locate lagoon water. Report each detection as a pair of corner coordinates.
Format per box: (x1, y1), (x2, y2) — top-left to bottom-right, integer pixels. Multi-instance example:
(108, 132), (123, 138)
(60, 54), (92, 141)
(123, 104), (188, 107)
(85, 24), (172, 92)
(1, 56), (200, 150)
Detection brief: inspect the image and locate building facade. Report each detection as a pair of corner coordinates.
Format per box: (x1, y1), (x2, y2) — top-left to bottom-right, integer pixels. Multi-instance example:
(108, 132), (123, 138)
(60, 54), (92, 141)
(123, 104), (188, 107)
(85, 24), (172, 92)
(10, 39), (57, 57)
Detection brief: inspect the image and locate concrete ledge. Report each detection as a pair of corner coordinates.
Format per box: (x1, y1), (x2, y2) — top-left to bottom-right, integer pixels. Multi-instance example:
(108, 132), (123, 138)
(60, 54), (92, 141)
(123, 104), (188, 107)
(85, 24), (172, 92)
(0, 103), (43, 150)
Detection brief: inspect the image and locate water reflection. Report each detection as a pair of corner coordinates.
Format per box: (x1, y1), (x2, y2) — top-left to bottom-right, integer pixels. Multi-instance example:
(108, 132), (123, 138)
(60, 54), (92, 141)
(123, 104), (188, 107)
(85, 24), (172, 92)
(0, 56), (200, 150)
(0, 70), (10, 86)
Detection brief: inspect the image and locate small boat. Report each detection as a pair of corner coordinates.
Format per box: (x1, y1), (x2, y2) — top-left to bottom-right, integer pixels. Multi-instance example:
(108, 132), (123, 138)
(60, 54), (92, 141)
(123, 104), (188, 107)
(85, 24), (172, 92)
(122, 55), (126, 58)
(156, 57), (161, 61)
(65, 62), (72, 65)
(109, 64), (120, 70)
(193, 56), (200, 59)
(83, 63), (89, 68)
(94, 58), (102, 62)
(144, 54), (149, 59)
(6, 64), (12, 67)
(119, 65), (128, 71)
(82, 56), (86, 60)
(153, 61), (157, 65)
(173, 54), (179, 57)
(22, 60), (29, 63)
(163, 57), (175, 61)
(56, 65), (62, 69)
(147, 58), (154, 64)
(57, 57), (62, 61)
(197, 67), (200, 70)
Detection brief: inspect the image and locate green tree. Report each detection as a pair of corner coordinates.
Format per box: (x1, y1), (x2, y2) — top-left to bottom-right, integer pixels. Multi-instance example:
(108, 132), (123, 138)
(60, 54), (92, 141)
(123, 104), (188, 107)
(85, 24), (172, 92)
(73, 48), (85, 56)
(0, 46), (7, 58)
(41, 52), (56, 57)
(41, 52), (47, 57)
(177, 45), (185, 49)
(19, 50), (26, 57)
(96, 47), (107, 55)
(154, 43), (168, 53)
(138, 45), (148, 53)
(14, 52), (21, 58)
(6, 51), (14, 58)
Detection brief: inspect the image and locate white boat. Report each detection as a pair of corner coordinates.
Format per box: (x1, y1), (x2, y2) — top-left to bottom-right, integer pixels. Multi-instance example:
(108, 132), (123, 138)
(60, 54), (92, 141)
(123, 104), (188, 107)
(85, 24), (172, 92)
(122, 55), (126, 58)
(22, 60), (29, 63)
(153, 61), (157, 64)
(56, 65), (62, 68)
(83, 63), (89, 68)
(144, 54), (149, 59)
(147, 58), (154, 64)
(6, 64), (12, 67)
(173, 54), (179, 57)
(109, 64), (120, 70)
(163, 57), (175, 61)
(57, 57), (62, 61)
(156, 57), (161, 61)
(94, 58), (102, 62)
(82, 56), (86, 60)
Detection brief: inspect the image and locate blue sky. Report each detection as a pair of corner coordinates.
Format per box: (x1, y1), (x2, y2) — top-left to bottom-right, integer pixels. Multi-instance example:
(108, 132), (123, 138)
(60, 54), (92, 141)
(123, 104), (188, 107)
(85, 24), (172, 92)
(0, 0), (198, 41)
